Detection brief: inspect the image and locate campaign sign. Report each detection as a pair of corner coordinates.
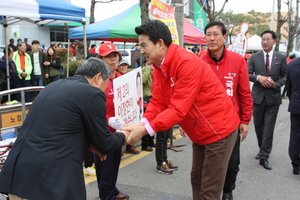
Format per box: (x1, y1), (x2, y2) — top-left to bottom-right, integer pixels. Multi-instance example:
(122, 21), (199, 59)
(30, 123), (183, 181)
(231, 22), (249, 57)
(149, 0), (179, 45)
(113, 68), (143, 125)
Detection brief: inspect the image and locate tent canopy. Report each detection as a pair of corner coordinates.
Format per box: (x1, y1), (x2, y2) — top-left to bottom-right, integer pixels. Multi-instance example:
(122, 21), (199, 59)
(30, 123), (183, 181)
(0, 0), (85, 25)
(183, 20), (205, 45)
(69, 4), (205, 45)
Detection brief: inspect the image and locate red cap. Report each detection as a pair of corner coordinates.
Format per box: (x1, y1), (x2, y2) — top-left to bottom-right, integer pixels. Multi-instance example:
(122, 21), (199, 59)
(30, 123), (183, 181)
(99, 43), (119, 56)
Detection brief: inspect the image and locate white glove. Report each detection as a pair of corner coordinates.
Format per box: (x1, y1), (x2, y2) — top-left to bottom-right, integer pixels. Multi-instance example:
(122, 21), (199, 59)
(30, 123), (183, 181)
(108, 117), (125, 130)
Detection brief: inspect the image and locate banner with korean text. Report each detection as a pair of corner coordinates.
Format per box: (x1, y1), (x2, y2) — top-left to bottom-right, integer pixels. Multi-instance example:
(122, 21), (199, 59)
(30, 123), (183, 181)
(149, 0), (179, 45)
(113, 68), (143, 125)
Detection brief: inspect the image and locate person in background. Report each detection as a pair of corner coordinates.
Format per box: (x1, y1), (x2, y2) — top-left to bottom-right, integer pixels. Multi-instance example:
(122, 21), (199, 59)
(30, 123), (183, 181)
(201, 21), (253, 200)
(117, 59), (129, 75)
(245, 53), (252, 62)
(124, 20), (239, 200)
(17, 39), (22, 44)
(57, 43), (63, 48)
(75, 40), (85, 60)
(282, 54), (296, 98)
(0, 48), (19, 103)
(13, 42), (32, 102)
(24, 38), (32, 53)
(140, 59), (156, 152)
(30, 40), (48, 86)
(286, 56), (300, 175)
(8, 39), (17, 52)
(70, 42), (77, 61)
(248, 30), (287, 170)
(90, 44), (96, 54)
(43, 47), (61, 83)
(0, 58), (129, 200)
(51, 43), (58, 49)
(132, 43), (141, 50)
(191, 45), (199, 54)
(197, 46), (207, 58)
(95, 42), (129, 200)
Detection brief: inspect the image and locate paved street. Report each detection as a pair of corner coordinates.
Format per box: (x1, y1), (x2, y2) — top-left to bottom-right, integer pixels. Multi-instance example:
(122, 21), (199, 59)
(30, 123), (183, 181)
(85, 98), (300, 200)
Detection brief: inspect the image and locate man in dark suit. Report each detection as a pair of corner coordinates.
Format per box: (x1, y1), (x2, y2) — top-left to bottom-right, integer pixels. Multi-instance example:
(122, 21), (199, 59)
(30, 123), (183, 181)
(286, 57), (300, 175)
(0, 58), (129, 200)
(248, 30), (287, 170)
(29, 40), (48, 86)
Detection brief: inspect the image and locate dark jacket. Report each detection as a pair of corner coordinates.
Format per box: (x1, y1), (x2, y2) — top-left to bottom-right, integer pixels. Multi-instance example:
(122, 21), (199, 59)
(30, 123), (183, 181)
(30, 51), (48, 85)
(46, 56), (61, 77)
(248, 51), (287, 106)
(286, 57), (300, 115)
(0, 75), (125, 200)
(0, 56), (20, 90)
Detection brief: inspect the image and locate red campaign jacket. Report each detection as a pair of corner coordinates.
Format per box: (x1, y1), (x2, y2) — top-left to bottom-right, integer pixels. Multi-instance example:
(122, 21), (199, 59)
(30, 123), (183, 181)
(202, 46), (253, 125)
(143, 43), (240, 145)
(105, 72), (122, 132)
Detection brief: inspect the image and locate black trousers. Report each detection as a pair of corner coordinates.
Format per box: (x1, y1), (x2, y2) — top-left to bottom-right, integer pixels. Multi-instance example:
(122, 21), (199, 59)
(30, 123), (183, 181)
(289, 113), (300, 169)
(223, 132), (241, 193)
(155, 128), (172, 165)
(253, 101), (280, 159)
(94, 148), (121, 200)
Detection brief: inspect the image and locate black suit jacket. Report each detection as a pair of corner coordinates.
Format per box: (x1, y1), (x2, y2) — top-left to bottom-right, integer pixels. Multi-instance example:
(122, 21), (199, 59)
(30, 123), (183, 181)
(248, 51), (287, 106)
(30, 51), (49, 85)
(0, 75), (125, 200)
(286, 57), (300, 115)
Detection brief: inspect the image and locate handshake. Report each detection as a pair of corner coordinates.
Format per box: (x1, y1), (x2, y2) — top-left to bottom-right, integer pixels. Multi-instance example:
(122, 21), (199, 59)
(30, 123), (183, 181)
(108, 117), (148, 145)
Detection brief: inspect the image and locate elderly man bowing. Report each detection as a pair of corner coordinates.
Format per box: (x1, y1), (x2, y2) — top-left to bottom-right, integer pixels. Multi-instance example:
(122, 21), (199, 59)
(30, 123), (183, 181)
(0, 58), (129, 200)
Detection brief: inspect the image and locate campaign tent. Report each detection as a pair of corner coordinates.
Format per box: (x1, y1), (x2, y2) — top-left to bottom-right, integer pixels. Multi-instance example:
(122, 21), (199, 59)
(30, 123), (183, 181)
(183, 20), (205, 45)
(0, 0), (86, 91)
(69, 4), (206, 45)
(0, 0), (85, 25)
(69, 4), (140, 42)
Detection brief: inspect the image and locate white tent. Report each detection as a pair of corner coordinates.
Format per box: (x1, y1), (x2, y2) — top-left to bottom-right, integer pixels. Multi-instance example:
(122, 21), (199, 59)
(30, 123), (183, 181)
(247, 34), (287, 53)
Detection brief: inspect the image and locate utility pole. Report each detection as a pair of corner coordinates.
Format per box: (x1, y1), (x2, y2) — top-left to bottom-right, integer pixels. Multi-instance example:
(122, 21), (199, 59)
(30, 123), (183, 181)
(270, 0), (275, 30)
(172, 0), (184, 47)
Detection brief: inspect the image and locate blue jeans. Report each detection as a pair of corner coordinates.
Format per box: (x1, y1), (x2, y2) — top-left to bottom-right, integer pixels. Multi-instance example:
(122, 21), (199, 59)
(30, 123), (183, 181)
(34, 75), (44, 86)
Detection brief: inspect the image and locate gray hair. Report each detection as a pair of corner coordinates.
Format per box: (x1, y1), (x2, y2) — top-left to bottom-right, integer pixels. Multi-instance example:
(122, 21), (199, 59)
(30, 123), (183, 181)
(75, 57), (111, 80)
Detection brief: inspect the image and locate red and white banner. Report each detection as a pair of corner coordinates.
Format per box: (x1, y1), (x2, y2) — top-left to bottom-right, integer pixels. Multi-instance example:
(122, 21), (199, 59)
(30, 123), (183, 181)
(231, 22), (248, 57)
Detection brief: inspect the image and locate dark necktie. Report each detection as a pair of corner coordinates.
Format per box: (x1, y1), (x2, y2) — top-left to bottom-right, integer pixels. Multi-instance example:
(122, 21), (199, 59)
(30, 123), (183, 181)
(266, 54), (270, 75)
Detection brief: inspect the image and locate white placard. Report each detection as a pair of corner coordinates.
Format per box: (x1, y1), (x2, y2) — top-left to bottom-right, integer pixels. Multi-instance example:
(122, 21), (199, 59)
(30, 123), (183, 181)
(113, 68), (143, 125)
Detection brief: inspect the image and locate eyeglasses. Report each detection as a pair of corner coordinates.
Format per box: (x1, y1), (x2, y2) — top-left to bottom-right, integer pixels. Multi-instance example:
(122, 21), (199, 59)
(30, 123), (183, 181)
(205, 33), (221, 38)
(261, 38), (274, 42)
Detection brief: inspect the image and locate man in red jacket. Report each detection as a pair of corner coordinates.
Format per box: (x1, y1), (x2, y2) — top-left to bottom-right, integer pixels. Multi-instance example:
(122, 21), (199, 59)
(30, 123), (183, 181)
(202, 21), (253, 200)
(124, 20), (240, 200)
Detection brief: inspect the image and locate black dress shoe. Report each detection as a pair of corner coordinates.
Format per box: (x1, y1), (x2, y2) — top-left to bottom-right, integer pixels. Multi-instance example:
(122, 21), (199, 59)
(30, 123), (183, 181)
(141, 146), (153, 151)
(149, 143), (156, 147)
(260, 159), (272, 170)
(255, 154), (260, 159)
(222, 191), (233, 200)
(293, 168), (300, 175)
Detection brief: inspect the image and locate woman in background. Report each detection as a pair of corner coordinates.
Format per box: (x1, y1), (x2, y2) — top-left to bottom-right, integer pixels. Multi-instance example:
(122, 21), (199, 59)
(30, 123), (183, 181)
(43, 47), (61, 83)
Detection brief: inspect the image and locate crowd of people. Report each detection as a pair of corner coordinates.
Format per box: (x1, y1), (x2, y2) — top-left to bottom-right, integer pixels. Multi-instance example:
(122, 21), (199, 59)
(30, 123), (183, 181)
(0, 38), (65, 103)
(0, 19), (298, 200)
